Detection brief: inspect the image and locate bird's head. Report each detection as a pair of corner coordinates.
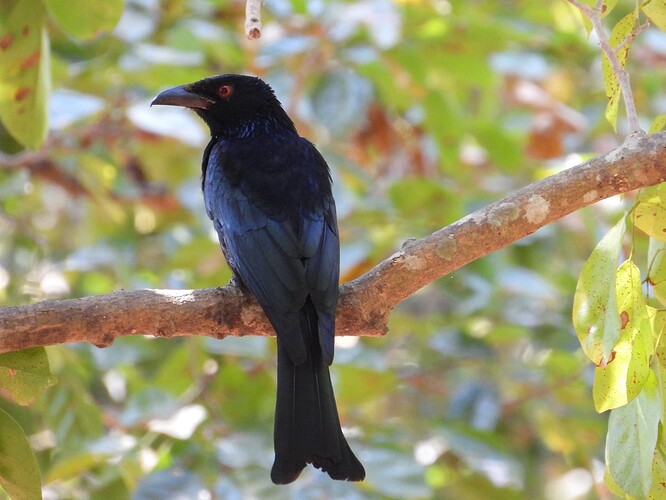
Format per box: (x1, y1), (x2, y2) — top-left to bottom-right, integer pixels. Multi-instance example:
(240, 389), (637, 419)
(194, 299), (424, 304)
(151, 74), (295, 138)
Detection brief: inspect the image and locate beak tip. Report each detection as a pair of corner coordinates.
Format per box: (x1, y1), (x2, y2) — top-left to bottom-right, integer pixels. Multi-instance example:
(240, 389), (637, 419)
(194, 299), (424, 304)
(150, 85), (211, 110)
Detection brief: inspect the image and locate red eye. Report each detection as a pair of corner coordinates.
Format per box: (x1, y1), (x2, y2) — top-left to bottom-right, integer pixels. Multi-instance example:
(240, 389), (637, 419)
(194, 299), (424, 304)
(217, 85), (233, 98)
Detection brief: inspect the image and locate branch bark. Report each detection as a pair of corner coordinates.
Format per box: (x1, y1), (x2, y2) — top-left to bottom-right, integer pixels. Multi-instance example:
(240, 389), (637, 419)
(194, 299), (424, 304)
(1, 132), (666, 354)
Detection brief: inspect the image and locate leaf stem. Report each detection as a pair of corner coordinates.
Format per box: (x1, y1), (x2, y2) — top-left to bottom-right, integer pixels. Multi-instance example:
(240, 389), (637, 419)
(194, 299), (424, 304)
(566, 0), (644, 134)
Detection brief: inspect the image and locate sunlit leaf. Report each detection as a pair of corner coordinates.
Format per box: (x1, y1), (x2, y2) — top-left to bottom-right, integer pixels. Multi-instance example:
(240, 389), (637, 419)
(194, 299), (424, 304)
(648, 237), (666, 306)
(573, 217), (626, 364)
(649, 114), (666, 134)
(0, 347), (56, 406)
(0, 408), (42, 500)
(603, 0), (620, 16)
(606, 369), (661, 499)
(43, 0), (123, 40)
(653, 308), (666, 414)
(573, 0), (619, 15)
(0, 0), (50, 149)
(635, 185), (666, 241)
(593, 260), (652, 412)
(643, 0), (666, 31)
(602, 11), (636, 129)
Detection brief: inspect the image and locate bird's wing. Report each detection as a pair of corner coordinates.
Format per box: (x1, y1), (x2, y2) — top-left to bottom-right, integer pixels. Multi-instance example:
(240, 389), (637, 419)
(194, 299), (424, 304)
(303, 196), (339, 365)
(204, 140), (341, 366)
(204, 166), (309, 364)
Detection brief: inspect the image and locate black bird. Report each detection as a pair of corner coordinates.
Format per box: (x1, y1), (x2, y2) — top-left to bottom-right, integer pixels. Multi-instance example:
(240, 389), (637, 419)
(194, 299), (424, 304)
(151, 74), (365, 484)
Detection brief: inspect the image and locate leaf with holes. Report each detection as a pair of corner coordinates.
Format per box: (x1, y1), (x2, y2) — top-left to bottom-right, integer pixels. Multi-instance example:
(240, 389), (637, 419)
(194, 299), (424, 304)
(0, 0), (50, 149)
(593, 260), (652, 412)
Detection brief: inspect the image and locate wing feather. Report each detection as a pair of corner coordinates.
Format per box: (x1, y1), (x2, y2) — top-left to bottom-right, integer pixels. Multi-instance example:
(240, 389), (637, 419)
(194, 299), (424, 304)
(203, 139), (339, 365)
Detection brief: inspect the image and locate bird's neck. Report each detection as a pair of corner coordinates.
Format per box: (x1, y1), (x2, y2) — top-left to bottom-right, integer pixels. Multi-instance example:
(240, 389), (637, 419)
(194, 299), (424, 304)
(201, 107), (298, 140)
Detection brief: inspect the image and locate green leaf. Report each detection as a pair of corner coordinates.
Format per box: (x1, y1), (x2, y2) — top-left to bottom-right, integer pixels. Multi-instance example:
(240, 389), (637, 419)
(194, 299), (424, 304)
(604, 466), (626, 498)
(0, 0), (50, 149)
(643, 0), (666, 31)
(653, 307), (666, 415)
(602, 11), (636, 130)
(573, 217), (626, 364)
(649, 442), (666, 499)
(389, 177), (454, 217)
(593, 260), (652, 412)
(0, 407), (42, 500)
(43, 0), (123, 40)
(648, 238), (666, 306)
(635, 185), (666, 241)
(569, 1), (619, 34)
(0, 120), (23, 154)
(606, 369), (661, 499)
(603, 0), (620, 16)
(575, 0), (620, 14)
(0, 348), (56, 406)
(45, 451), (107, 483)
(649, 115), (666, 134)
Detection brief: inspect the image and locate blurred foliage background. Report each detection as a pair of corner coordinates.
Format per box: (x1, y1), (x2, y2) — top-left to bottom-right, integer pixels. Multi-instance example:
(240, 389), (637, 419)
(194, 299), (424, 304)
(1, 0), (666, 498)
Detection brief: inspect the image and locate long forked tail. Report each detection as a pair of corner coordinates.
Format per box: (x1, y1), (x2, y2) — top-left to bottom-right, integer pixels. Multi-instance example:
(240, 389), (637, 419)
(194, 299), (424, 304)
(270, 301), (365, 484)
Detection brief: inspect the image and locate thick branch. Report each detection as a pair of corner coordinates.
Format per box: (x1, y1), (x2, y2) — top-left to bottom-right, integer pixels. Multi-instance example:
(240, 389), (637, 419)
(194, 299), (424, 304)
(1, 132), (666, 353)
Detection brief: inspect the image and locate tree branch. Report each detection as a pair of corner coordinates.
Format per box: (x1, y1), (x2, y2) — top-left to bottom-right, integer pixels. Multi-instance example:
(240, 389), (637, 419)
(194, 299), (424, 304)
(1, 132), (666, 354)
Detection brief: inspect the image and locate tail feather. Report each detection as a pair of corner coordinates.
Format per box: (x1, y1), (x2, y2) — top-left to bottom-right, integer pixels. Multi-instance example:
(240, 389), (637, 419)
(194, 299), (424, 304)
(270, 302), (365, 484)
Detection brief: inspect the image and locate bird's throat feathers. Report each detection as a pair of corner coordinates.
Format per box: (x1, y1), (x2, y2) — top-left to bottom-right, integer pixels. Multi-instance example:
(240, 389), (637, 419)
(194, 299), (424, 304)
(196, 104), (297, 140)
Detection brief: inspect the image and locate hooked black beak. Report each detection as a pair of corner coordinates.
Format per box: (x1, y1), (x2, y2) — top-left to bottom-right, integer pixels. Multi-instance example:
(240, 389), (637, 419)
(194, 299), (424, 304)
(151, 85), (213, 109)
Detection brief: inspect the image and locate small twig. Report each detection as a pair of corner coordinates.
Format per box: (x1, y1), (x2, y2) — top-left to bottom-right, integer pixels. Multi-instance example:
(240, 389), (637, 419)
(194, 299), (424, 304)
(615, 20), (649, 53)
(245, 0), (262, 40)
(566, 0), (644, 134)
